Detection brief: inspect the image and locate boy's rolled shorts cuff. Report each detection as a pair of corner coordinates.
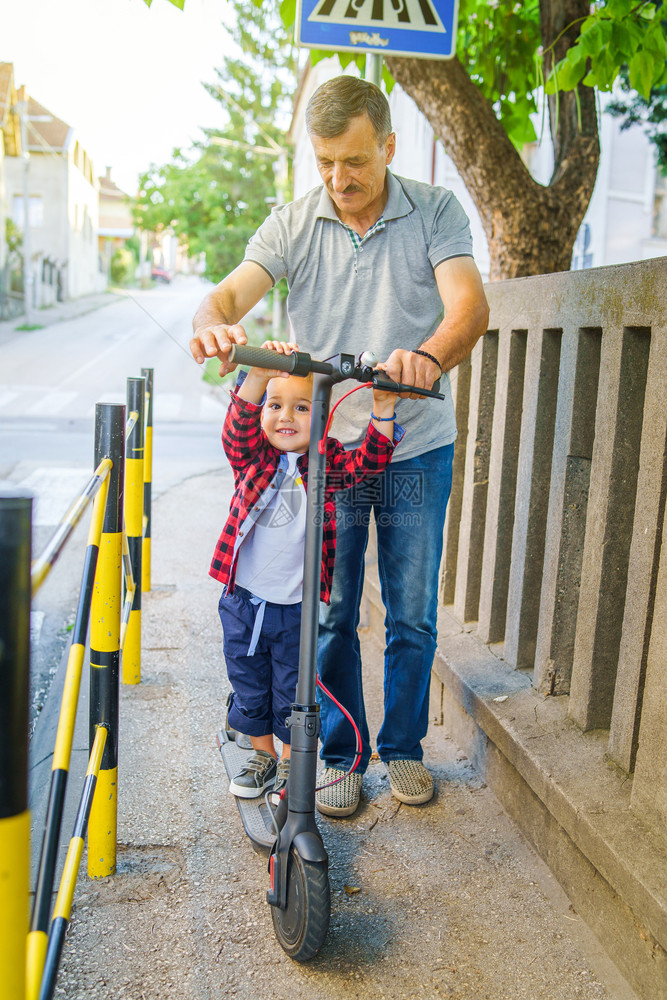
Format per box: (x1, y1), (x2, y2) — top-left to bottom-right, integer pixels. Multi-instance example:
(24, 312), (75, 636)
(227, 694), (290, 744)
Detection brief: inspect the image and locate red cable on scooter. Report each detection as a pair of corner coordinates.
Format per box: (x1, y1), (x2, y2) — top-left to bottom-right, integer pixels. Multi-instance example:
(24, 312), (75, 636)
(315, 676), (362, 790)
(315, 381), (370, 788)
(318, 382), (373, 454)
(273, 676), (362, 802)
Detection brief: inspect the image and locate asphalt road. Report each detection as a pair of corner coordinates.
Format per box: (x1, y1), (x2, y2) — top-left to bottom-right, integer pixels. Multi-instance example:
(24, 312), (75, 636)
(0, 276), (229, 728)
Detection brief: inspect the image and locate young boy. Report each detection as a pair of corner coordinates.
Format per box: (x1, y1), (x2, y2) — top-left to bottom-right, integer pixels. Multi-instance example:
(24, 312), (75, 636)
(210, 340), (403, 799)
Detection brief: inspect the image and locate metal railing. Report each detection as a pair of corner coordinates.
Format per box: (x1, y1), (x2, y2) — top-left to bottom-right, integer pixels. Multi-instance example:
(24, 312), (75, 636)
(0, 370), (154, 1000)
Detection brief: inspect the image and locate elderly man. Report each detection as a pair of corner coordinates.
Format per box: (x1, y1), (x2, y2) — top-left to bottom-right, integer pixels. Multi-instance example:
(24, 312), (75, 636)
(191, 75), (489, 818)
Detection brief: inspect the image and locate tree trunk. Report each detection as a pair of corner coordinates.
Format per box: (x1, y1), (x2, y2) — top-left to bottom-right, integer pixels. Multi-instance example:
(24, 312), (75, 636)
(385, 1), (599, 280)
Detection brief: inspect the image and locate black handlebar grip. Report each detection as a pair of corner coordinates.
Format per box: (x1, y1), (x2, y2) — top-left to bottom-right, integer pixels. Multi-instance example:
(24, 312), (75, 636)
(371, 374), (445, 400)
(228, 344), (298, 373)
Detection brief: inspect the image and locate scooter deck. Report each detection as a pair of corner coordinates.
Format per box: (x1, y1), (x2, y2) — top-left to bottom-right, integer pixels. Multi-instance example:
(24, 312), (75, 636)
(216, 729), (277, 854)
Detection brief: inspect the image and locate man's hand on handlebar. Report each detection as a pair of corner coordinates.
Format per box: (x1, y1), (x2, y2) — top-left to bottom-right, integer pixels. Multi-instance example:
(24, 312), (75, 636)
(189, 323), (248, 376)
(382, 348), (441, 399)
(371, 363), (399, 408)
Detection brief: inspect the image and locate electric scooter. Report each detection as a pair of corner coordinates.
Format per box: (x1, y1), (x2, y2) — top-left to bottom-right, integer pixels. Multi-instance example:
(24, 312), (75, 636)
(216, 345), (444, 961)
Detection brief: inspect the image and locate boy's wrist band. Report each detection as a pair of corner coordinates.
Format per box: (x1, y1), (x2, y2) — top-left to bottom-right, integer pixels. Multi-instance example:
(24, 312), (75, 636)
(371, 412), (395, 421)
(412, 349), (442, 372)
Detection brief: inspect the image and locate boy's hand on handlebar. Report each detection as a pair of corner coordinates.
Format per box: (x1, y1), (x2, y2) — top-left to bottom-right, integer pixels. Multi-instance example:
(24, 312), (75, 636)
(262, 339), (300, 356)
(189, 323), (248, 376)
(247, 340), (300, 381)
(383, 348), (441, 399)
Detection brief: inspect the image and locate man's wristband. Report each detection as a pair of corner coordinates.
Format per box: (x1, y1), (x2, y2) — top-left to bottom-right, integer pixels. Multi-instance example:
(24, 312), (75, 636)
(371, 412), (395, 421)
(412, 349), (442, 372)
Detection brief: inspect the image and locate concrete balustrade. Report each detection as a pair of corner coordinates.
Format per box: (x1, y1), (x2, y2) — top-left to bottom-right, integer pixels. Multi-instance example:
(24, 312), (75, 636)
(504, 328), (561, 668)
(452, 331), (497, 623)
(449, 260), (666, 764)
(362, 256), (667, 1000)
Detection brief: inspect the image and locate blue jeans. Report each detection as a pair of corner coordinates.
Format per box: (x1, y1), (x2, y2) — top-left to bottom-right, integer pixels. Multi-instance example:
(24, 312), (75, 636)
(317, 444), (454, 772)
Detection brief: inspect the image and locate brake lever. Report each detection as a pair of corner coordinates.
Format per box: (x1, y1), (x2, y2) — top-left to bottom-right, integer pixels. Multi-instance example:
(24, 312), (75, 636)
(370, 373), (445, 401)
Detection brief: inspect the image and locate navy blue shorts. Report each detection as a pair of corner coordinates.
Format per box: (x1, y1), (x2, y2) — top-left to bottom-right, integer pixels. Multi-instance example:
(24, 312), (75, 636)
(218, 587), (301, 745)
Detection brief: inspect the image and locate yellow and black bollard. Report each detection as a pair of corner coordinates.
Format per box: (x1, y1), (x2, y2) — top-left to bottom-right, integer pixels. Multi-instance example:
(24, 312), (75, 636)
(123, 377), (145, 685)
(26, 458), (111, 998)
(0, 491), (32, 1000)
(141, 367), (153, 594)
(88, 403), (125, 878)
(38, 724), (107, 1000)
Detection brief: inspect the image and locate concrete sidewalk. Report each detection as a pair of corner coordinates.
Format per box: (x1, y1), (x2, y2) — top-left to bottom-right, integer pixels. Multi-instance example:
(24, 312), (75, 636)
(29, 467), (640, 1000)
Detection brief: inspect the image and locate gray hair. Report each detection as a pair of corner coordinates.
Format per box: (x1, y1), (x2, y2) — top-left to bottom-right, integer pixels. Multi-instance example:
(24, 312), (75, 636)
(305, 76), (393, 145)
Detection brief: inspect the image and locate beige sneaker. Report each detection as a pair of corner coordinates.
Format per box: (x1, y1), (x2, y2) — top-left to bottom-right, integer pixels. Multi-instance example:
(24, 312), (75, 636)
(387, 760), (434, 805)
(316, 768), (362, 817)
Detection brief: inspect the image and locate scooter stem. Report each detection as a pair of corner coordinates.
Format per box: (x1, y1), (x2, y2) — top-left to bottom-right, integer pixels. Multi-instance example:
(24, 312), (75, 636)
(268, 373), (335, 910)
(296, 372), (335, 706)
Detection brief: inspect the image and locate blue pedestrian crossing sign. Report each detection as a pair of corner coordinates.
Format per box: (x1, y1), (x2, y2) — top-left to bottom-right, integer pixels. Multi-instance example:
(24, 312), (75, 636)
(296, 0), (458, 60)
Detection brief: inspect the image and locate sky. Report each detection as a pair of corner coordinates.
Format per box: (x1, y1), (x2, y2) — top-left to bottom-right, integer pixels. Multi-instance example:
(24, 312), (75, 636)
(5, 0), (241, 194)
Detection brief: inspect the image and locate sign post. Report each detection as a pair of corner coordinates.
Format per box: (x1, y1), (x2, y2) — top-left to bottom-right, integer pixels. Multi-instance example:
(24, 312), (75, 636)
(296, 0), (458, 60)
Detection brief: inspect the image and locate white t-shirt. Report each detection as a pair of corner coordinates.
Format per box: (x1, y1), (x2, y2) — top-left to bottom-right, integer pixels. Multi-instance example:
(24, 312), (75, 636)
(234, 452), (307, 604)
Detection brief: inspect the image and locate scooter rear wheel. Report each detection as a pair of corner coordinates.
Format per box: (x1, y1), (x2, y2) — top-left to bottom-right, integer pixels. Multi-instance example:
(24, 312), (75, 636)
(271, 848), (330, 961)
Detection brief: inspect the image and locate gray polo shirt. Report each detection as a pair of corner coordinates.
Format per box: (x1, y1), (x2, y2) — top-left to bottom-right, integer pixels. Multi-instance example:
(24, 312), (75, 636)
(243, 170), (473, 461)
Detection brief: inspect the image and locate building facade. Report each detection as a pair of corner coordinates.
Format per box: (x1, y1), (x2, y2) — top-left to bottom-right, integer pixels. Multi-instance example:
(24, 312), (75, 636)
(4, 91), (104, 304)
(98, 166), (135, 285)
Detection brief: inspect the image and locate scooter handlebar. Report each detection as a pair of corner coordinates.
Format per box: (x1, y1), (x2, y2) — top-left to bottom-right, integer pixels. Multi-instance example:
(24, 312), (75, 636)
(370, 374), (444, 400)
(228, 344), (299, 373)
(227, 345), (444, 398)
(228, 344), (328, 378)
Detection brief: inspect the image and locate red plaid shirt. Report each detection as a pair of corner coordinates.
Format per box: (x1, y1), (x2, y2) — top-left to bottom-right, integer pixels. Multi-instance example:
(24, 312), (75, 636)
(210, 392), (403, 603)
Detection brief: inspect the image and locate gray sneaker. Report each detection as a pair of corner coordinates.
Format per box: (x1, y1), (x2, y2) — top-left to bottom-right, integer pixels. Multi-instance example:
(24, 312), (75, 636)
(229, 751), (277, 798)
(316, 768), (362, 817)
(387, 759), (434, 805)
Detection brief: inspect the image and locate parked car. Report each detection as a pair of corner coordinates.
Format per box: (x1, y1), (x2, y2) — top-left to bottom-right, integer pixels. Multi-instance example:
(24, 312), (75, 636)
(151, 266), (171, 284)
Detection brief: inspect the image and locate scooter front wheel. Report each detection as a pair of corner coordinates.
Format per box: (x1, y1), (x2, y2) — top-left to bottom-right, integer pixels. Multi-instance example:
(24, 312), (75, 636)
(271, 848), (330, 961)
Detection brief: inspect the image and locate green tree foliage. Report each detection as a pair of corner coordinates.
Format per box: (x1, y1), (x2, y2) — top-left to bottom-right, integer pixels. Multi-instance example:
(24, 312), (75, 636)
(544, 0), (667, 100)
(110, 247), (136, 286)
(142, 0), (185, 8)
(133, 0), (298, 283)
(5, 218), (22, 257)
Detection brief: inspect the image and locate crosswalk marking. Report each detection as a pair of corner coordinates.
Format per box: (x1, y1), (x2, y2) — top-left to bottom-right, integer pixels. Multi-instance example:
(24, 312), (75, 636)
(18, 467), (90, 527)
(153, 393), (185, 421)
(27, 392), (78, 416)
(309, 0), (445, 32)
(0, 386), (228, 423)
(0, 389), (19, 409)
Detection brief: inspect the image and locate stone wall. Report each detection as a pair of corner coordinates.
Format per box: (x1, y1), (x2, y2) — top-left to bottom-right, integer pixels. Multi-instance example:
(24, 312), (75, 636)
(364, 256), (667, 998)
(454, 259), (667, 790)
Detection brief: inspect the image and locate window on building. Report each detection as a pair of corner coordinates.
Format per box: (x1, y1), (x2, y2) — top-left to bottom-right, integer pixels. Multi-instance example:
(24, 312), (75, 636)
(12, 195), (44, 228)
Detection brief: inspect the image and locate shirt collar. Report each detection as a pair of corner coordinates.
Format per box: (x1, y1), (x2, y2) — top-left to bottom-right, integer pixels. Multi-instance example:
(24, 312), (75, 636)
(315, 170), (413, 223)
